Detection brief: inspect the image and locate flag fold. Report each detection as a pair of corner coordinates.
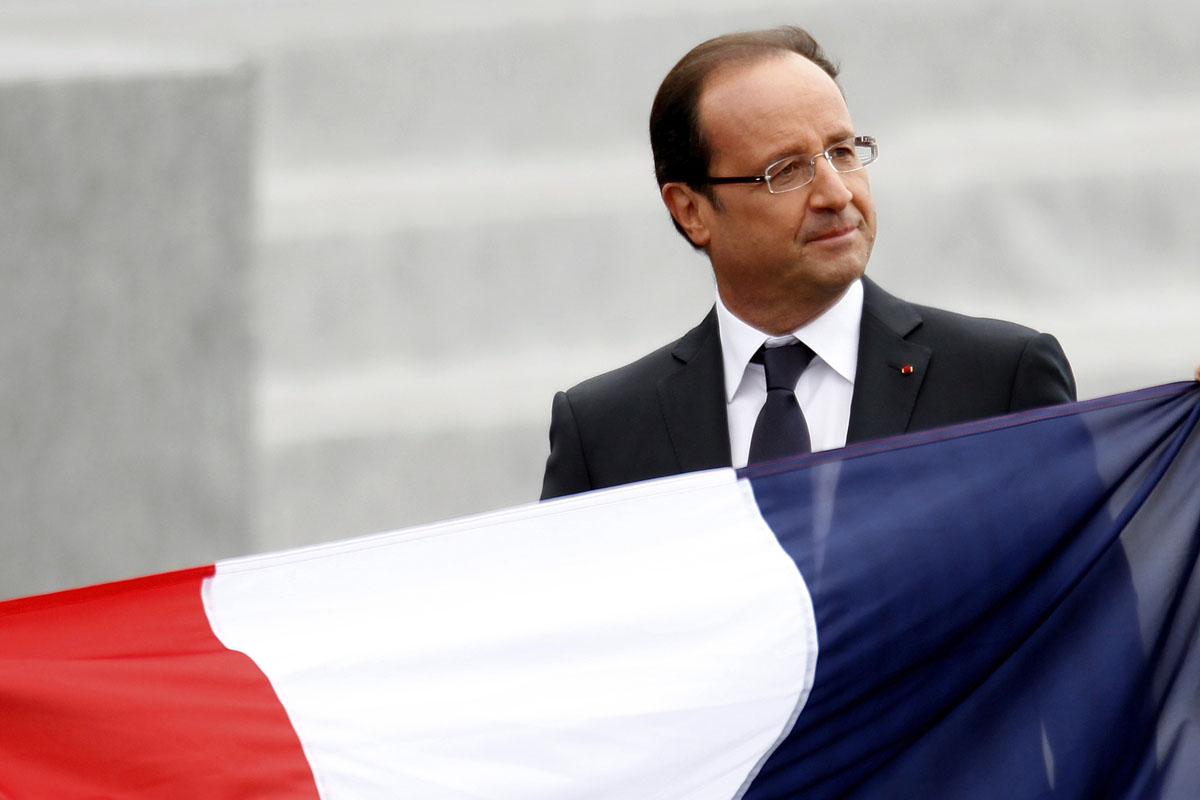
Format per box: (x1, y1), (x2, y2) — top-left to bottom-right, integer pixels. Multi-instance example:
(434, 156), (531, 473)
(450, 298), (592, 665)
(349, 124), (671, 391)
(1, 382), (1198, 799)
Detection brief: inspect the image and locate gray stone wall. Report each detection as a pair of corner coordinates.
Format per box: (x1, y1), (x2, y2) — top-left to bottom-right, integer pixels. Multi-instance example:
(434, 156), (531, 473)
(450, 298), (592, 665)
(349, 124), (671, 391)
(0, 45), (254, 598)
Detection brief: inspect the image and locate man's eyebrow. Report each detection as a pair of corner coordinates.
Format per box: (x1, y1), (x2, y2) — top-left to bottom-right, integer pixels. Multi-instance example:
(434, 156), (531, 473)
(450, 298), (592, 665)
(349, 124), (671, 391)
(760, 131), (856, 168)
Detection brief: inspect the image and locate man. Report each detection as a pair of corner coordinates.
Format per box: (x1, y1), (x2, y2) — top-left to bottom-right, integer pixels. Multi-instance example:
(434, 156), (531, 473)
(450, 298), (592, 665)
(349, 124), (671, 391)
(541, 26), (1075, 500)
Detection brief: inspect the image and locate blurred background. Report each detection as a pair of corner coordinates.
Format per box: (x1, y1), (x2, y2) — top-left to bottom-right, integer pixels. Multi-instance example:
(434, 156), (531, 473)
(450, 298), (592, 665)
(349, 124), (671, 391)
(2, 0), (1197, 599)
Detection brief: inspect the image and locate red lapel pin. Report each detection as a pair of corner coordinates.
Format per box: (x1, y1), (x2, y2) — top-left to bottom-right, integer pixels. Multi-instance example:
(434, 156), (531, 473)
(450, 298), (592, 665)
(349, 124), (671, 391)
(900, 364), (914, 375)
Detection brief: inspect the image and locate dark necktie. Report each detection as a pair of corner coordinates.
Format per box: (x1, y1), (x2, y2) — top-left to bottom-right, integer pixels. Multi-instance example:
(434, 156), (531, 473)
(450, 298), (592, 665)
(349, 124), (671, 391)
(748, 341), (815, 463)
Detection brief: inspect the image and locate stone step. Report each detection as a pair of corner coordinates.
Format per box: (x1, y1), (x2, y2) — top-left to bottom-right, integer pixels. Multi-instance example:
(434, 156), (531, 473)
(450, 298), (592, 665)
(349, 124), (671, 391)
(3, 2), (1194, 165)
(256, 3), (1200, 166)
(255, 418), (550, 552)
(253, 157), (713, 373)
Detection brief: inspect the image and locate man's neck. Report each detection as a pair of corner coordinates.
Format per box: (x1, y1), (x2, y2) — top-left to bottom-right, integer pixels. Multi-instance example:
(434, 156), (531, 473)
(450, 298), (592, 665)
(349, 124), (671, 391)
(717, 283), (852, 335)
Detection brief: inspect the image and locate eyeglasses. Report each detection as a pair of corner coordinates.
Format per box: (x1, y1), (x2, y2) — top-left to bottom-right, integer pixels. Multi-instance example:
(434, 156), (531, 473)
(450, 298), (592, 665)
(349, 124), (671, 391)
(703, 135), (878, 194)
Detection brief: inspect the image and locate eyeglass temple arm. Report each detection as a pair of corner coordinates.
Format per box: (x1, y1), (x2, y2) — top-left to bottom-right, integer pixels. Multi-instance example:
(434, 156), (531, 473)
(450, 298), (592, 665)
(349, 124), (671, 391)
(702, 175), (768, 185)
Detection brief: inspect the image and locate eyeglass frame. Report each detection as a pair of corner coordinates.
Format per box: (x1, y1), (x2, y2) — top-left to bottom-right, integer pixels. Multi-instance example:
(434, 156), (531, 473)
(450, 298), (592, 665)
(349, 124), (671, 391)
(700, 135), (878, 194)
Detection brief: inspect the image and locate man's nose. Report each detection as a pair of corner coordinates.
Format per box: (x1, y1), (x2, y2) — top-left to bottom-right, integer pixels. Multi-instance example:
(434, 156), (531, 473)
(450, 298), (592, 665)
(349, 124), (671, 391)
(807, 156), (853, 208)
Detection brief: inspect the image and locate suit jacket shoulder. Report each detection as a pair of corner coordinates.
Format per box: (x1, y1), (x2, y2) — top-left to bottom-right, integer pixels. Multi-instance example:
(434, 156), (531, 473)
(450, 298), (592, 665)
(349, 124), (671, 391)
(540, 311), (731, 499)
(849, 278), (1077, 442)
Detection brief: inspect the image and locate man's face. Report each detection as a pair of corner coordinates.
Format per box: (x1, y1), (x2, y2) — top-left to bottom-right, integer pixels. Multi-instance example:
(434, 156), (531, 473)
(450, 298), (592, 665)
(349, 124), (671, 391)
(685, 52), (877, 330)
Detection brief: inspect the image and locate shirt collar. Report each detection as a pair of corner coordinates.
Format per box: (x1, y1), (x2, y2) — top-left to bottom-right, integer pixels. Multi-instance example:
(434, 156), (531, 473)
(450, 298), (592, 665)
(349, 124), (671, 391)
(715, 278), (864, 403)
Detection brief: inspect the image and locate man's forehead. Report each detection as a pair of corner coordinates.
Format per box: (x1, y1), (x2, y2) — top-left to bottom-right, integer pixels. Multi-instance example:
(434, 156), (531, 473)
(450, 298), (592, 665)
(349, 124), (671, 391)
(698, 52), (853, 158)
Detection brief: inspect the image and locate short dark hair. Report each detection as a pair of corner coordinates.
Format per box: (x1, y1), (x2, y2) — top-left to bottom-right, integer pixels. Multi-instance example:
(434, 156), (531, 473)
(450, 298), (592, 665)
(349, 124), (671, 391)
(649, 26), (841, 245)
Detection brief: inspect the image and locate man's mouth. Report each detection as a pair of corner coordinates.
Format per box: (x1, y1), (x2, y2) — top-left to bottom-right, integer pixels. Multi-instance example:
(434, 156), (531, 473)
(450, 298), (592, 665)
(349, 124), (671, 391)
(807, 224), (857, 244)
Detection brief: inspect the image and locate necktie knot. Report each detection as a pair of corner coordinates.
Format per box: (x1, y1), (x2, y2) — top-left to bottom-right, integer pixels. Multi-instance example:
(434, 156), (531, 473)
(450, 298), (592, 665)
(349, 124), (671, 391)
(757, 342), (815, 391)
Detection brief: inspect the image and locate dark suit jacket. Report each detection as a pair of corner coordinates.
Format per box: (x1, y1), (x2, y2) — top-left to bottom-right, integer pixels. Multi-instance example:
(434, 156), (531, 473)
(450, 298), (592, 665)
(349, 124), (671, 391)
(540, 278), (1076, 499)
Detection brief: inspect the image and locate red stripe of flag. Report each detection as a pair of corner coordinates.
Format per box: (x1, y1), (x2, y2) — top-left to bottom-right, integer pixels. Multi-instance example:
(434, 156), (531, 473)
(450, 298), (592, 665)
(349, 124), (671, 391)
(0, 566), (318, 799)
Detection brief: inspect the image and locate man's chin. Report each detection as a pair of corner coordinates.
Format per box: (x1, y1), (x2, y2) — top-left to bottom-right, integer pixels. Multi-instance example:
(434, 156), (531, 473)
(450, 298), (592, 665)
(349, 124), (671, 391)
(804, 257), (867, 294)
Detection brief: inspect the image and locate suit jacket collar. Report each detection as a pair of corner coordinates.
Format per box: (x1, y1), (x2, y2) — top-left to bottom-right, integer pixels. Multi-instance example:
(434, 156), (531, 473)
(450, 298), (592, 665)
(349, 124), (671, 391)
(658, 309), (734, 471)
(654, 279), (931, 467)
(847, 277), (931, 444)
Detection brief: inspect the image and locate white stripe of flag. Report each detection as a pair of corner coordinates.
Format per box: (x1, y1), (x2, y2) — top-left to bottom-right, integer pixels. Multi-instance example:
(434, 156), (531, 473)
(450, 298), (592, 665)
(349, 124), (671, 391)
(203, 468), (818, 799)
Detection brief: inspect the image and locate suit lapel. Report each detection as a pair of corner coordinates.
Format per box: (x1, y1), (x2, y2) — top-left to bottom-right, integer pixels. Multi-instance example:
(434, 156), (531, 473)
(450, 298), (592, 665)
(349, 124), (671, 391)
(653, 283), (931, 461)
(657, 310), (733, 472)
(847, 279), (931, 444)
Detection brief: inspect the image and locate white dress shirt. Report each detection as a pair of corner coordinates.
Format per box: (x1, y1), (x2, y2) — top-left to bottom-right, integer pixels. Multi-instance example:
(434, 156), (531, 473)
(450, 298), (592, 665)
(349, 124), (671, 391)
(716, 279), (863, 467)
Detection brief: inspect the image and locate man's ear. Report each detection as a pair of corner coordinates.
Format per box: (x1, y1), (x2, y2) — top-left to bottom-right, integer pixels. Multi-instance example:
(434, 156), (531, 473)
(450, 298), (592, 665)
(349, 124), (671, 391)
(661, 182), (712, 248)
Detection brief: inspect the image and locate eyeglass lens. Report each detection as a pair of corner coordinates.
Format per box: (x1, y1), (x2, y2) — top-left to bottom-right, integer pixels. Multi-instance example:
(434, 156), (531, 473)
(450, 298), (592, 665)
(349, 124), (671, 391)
(766, 139), (876, 192)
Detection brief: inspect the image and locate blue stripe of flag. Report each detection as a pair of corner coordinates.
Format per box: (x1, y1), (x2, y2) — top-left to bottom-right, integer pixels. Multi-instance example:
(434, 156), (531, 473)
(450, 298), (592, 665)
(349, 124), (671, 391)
(741, 383), (1200, 799)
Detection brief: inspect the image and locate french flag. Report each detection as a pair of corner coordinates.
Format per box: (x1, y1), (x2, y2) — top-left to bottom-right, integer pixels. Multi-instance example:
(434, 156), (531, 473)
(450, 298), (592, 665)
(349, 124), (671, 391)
(2, 382), (1198, 799)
